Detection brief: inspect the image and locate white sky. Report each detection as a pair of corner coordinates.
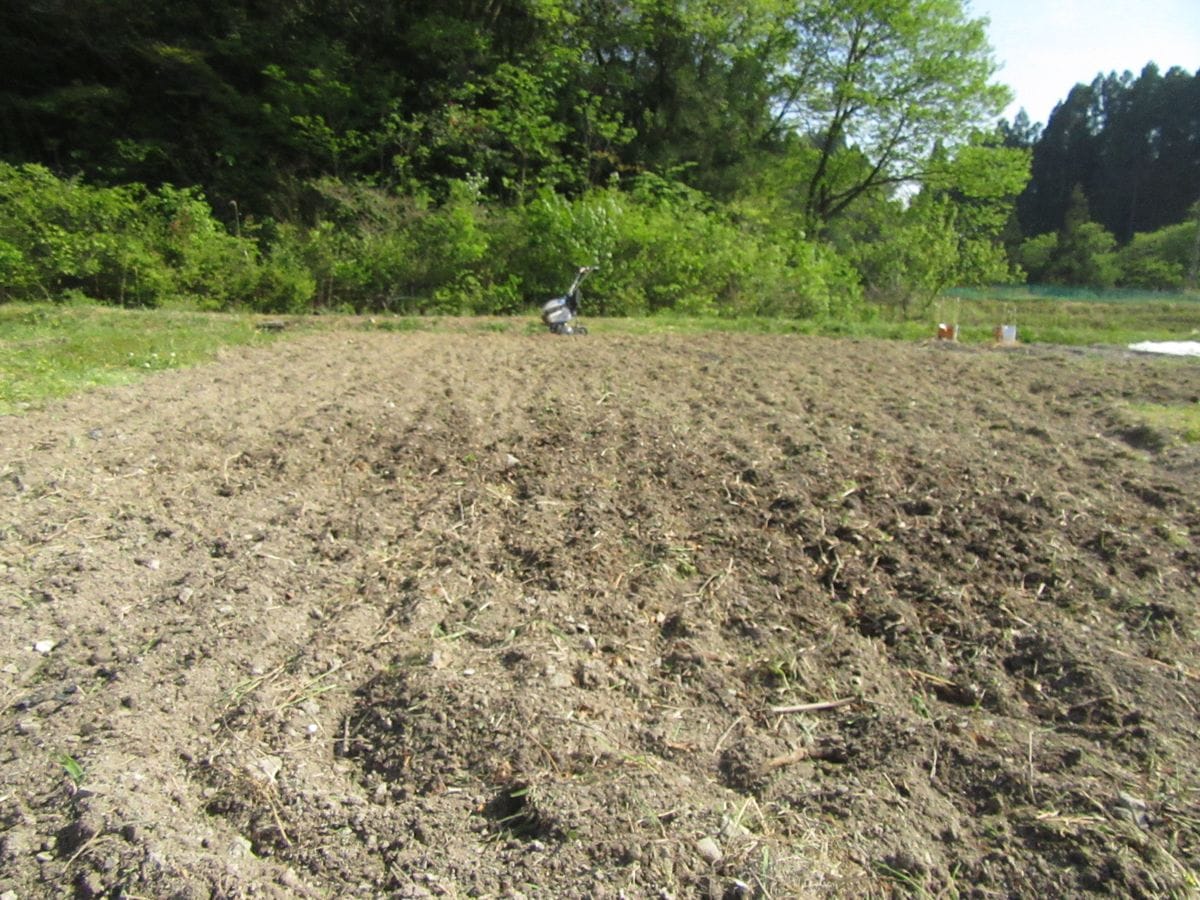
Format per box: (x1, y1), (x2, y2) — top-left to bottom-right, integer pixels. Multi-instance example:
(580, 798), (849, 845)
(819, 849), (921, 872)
(969, 0), (1200, 127)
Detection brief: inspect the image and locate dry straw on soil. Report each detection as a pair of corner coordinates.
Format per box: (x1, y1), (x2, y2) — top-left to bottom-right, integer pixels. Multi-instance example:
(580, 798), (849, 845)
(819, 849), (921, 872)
(1, 331), (1198, 897)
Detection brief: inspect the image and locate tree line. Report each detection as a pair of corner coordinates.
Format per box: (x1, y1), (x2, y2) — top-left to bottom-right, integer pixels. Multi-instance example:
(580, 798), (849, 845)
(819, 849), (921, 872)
(1002, 64), (1200, 290)
(0, 1), (1196, 313)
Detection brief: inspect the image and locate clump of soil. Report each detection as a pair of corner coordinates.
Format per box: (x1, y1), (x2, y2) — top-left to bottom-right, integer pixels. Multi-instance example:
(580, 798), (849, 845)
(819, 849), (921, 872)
(1, 331), (1198, 897)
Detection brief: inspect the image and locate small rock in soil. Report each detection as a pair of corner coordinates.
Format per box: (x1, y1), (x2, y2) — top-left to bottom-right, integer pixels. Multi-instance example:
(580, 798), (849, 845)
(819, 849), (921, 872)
(695, 836), (723, 865)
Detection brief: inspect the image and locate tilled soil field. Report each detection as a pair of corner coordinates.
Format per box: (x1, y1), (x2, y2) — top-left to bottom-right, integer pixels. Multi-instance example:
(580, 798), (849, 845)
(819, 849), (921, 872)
(2, 329), (1199, 898)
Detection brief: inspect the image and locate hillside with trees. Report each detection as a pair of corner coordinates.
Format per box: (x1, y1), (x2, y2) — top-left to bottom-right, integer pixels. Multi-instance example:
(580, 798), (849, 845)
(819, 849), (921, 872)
(1004, 64), (1200, 290)
(0, 1), (1196, 312)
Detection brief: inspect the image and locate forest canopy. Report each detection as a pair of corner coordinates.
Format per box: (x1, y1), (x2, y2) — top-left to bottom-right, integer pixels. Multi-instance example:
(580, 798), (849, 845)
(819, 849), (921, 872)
(1, 1), (1196, 312)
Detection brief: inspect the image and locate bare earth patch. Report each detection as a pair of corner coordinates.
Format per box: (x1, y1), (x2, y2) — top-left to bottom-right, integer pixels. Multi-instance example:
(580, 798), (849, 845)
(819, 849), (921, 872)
(2, 331), (1198, 898)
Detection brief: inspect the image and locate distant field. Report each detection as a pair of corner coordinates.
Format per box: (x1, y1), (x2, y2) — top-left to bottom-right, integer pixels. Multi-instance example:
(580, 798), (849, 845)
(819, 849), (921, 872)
(939, 284), (1200, 346)
(2, 292), (1198, 414)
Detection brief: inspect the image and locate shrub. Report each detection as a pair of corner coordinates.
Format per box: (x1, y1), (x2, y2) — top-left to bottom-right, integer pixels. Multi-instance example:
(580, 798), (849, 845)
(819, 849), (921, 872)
(1017, 233), (1058, 283)
(0, 162), (265, 308)
(497, 178), (861, 319)
(154, 185), (263, 309)
(0, 163), (863, 318)
(1116, 222), (1196, 290)
(280, 177), (497, 313)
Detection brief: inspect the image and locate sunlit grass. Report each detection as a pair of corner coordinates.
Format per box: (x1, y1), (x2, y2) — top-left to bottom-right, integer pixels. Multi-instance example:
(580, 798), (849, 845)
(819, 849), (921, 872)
(942, 288), (1200, 347)
(0, 301), (289, 414)
(1126, 403), (1200, 445)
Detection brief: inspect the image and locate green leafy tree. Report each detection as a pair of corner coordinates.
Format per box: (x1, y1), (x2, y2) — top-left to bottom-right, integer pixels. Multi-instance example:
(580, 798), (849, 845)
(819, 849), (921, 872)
(1044, 185), (1118, 287)
(839, 193), (962, 316)
(0, 0), (1048, 313)
(828, 132), (1026, 314)
(1017, 233), (1058, 283)
(777, 0), (1009, 230)
(924, 134), (1030, 279)
(549, 0), (802, 197)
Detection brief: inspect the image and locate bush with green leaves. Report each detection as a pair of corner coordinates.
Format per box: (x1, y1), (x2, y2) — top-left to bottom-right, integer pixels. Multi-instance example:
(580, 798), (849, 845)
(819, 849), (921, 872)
(270, 173), (861, 318)
(274, 176), (500, 314)
(1016, 233), (1058, 284)
(1, 162), (862, 318)
(153, 186), (268, 309)
(0, 162), (283, 308)
(0, 162), (167, 305)
(835, 189), (1016, 319)
(494, 177), (862, 319)
(1019, 217), (1197, 292)
(1115, 221), (1197, 290)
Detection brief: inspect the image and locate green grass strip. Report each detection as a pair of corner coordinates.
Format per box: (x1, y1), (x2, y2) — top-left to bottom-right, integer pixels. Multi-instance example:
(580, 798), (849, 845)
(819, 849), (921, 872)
(0, 302), (288, 414)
